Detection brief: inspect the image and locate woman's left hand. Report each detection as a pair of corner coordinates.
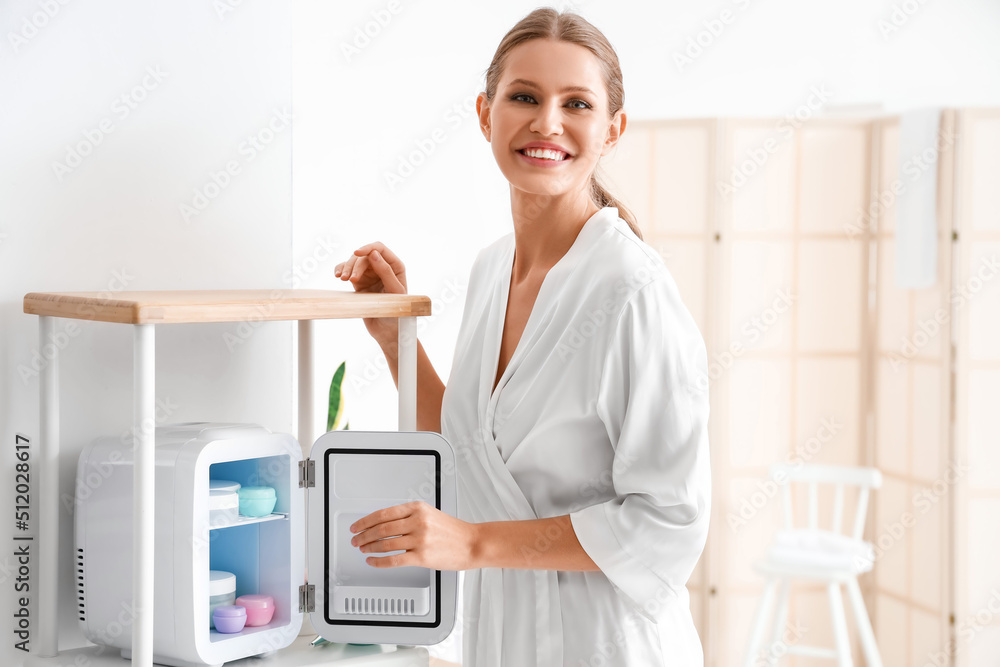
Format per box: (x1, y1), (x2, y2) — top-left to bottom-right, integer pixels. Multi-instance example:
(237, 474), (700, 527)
(349, 501), (480, 571)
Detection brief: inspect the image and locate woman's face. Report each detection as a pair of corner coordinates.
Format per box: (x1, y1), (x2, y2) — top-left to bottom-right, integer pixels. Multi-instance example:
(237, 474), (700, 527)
(478, 38), (625, 199)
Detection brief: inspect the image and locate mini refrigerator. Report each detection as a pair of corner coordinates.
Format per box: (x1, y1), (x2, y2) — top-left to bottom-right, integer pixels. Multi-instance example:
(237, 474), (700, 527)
(74, 422), (458, 667)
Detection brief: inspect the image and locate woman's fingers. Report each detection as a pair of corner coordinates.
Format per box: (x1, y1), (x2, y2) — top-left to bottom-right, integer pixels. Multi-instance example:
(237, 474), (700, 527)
(353, 242), (402, 268)
(366, 250), (406, 293)
(360, 535), (415, 554)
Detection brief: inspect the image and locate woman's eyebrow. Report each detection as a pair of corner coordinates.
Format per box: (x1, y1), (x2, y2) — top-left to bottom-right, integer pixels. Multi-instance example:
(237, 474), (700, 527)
(505, 78), (595, 95)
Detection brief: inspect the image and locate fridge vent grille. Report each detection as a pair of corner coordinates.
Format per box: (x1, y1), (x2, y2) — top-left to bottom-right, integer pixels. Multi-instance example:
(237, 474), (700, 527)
(76, 548), (86, 622)
(344, 596), (417, 615)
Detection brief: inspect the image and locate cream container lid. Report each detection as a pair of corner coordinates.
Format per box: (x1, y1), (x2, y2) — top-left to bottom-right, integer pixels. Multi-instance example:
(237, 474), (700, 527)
(209, 570), (236, 596)
(210, 480), (241, 493)
(209, 490), (239, 510)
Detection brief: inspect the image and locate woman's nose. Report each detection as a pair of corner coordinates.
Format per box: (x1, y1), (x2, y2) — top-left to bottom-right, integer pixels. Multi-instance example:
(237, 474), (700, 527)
(528, 101), (563, 136)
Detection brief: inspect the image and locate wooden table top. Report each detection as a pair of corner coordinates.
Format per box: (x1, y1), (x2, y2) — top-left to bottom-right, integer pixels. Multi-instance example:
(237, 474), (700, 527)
(23, 290), (432, 324)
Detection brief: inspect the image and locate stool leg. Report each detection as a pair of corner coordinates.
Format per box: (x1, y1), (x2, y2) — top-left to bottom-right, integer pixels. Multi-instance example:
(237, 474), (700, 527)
(845, 577), (883, 667)
(743, 578), (777, 667)
(764, 579), (791, 666)
(827, 581), (853, 667)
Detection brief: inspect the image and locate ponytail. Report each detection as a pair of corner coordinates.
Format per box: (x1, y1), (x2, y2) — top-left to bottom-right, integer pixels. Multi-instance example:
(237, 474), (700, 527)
(590, 169), (642, 241)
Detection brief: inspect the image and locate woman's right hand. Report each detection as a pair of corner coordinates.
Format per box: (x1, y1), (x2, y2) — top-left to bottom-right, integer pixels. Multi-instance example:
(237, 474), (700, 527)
(335, 242), (408, 351)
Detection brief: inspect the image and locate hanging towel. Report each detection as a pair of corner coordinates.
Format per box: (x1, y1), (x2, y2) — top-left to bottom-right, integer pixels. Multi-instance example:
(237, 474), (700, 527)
(894, 107), (942, 289)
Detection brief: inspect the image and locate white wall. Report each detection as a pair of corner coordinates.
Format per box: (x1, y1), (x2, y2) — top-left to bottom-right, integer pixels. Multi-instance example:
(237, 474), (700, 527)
(291, 0), (1000, 431)
(0, 0), (292, 663)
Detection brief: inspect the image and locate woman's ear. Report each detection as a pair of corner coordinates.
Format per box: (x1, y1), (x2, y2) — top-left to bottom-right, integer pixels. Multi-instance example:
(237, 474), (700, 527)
(601, 109), (627, 156)
(476, 92), (491, 142)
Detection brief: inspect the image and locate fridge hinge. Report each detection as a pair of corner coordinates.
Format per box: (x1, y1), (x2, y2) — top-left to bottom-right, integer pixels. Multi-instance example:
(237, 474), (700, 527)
(299, 584), (315, 613)
(298, 458), (315, 488)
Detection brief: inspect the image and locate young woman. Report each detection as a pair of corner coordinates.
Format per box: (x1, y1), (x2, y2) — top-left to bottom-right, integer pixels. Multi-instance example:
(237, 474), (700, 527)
(334, 8), (711, 666)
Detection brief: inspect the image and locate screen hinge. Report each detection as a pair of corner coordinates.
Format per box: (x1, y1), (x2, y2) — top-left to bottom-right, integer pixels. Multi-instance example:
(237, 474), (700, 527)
(298, 458), (315, 488)
(299, 583), (315, 613)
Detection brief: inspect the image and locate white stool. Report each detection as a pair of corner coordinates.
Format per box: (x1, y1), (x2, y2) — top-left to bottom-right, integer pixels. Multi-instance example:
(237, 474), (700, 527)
(742, 464), (884, 667)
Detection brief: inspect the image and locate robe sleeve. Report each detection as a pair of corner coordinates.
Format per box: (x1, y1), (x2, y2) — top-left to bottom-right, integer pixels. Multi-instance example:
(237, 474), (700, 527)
(569, 276), (711, 622)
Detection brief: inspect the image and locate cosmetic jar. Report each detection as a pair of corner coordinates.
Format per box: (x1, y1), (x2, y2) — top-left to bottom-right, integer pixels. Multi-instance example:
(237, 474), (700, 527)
(212, 605), (247, 634)
(208, 570), (236, 629)
(238, 486), (276, 517)
(235, 594), (275, 627)
(209, 485), (239, 526)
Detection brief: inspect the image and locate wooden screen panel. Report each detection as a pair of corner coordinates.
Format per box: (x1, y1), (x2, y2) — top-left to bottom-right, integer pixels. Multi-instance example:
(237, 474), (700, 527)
(871, 112), (956, 666)
(729, 125), (796, 233)
(651, 123), (713, 235)
(954, 113), (1000, 666)
(967, 118), (1000, 232)
(728, 359), (792, 468)
(796, 239), (865, 352)
(728, 240), (795, 351)
(798, 123), (870, 234)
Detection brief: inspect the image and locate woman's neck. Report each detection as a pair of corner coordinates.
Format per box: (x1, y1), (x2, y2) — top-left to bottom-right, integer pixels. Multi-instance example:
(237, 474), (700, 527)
(508, 188), (600, 284)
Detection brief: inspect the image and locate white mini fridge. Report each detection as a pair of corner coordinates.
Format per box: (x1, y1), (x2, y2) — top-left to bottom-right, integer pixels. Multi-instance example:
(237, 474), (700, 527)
(74, 422), (458, 667)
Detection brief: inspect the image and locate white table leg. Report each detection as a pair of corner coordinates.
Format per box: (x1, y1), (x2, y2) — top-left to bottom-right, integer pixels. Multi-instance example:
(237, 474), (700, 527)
(298, 319), (315, 453)
(133, 324), (155, 667)
(38, 316), (59, 658)
(397, 317), (416, 431)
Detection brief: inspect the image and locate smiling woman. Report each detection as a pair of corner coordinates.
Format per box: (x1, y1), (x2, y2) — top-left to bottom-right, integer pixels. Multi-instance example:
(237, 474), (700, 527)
(337, 8), (710, 667)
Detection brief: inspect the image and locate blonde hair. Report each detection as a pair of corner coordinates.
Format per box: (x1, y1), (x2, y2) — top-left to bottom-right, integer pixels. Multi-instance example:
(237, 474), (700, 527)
(482, 7), (642, 241)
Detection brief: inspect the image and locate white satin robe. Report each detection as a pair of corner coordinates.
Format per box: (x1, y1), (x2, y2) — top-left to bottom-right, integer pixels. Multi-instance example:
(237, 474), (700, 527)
(440, 206), (711, 666)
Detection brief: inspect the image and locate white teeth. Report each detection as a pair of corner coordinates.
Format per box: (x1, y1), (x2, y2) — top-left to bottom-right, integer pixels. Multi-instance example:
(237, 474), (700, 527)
(522, 148), (568, 161)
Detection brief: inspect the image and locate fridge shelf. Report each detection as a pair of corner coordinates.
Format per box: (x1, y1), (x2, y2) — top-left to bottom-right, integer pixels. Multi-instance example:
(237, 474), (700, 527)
(210, 512), (288, 530)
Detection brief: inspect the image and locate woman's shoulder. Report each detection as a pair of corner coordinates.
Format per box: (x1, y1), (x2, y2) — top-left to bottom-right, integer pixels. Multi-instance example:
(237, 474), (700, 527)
(586, 211), (677, 305)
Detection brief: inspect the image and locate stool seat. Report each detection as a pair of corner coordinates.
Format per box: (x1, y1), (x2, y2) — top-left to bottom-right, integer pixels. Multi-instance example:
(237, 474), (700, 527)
(742, 464), (884, 667)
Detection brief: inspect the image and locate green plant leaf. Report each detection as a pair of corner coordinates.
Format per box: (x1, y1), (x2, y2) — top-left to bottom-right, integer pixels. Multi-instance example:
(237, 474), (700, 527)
(327, 361), (346, 431)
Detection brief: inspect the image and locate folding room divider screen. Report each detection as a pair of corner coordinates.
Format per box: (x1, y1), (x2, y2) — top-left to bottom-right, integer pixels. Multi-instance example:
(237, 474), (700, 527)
(600, 108), (1000, 667)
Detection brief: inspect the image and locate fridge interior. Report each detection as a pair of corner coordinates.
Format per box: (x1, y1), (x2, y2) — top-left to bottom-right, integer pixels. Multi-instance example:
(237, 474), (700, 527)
(207, 455), (295, 644)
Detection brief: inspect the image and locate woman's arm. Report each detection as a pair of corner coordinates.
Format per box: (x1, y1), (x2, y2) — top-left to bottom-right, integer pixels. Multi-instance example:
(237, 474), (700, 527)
(348, 502), (599, 572)
(473, 515), (600, 571)
(379, 338), (445, 434)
